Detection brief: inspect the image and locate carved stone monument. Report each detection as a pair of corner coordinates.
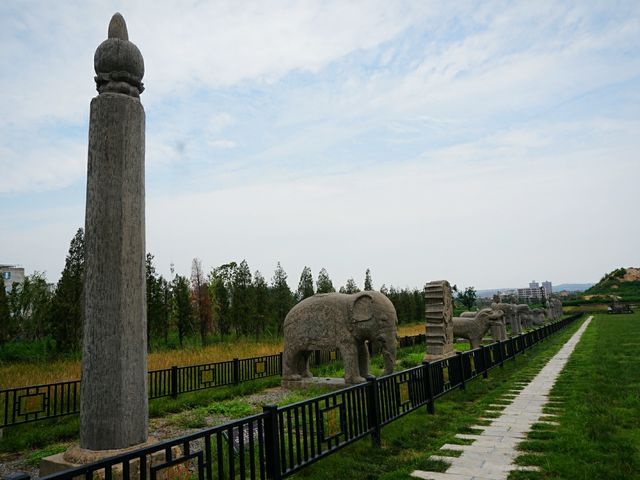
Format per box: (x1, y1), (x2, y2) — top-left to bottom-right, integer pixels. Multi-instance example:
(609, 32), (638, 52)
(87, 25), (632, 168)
(80, 12), (148, 451)
(453, 309), (505, 349)
(41, 14), (149, 475)
(282, 291), (398, 386)
(424, 280), (454, 361)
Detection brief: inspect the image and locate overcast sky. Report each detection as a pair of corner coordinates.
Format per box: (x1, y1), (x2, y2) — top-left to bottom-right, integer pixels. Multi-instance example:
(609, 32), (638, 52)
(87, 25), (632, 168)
(1, 1), (639, 291)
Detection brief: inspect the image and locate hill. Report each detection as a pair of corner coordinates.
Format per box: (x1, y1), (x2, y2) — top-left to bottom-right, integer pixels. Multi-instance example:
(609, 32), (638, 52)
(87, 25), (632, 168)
(583, 267), (640, 302)
(553, 283), (593, 292)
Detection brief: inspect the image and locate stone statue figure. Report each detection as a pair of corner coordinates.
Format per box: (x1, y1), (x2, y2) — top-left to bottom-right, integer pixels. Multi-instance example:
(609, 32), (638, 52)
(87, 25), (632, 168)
(516, 304), (533, 330)
(531, 308), (546, 326)
(491, 302), (522, 334)
(453, 308), (506, 349)
(460, 310), (507, 341)
(282, 291), (398, 385)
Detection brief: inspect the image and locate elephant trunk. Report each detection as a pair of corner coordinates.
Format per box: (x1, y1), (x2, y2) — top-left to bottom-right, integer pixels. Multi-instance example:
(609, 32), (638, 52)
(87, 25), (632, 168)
(381, 335), (396, 375)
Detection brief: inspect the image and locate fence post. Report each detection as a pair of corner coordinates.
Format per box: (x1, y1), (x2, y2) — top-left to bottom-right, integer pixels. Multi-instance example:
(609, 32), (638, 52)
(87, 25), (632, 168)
(497, 340), (504, 368)
(366, 377), (381, 447)
(510, 337), (516, 361)
(315, 350), (322, 366)
(480, 345), (488, 379)
(263, 405), (282, 480)
(278, 352), (283, 376)
(171, 366), (178, 398)
(456, 352), (466, 391)
(423, 361), (435, 414)
(233, 358), (240, 385)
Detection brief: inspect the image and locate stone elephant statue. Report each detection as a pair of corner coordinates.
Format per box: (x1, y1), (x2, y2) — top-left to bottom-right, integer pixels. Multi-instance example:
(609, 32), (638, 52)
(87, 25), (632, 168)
(282, 291), (398, 385)
(491, 303), (521, 334)
(516, 304), (533, 330)
(453, 308), (505, 349)
(531, 308), (546, 326)
(460, 310), (506, 341)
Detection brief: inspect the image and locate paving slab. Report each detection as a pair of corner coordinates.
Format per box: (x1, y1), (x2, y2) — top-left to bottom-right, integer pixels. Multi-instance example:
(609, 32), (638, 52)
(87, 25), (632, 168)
(412, 316), (592, 480)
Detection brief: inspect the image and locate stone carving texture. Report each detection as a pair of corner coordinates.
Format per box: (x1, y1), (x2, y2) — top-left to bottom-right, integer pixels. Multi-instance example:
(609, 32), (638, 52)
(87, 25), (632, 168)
(531, 308), (546, 326)
(80, 13), (148, 450)
(424, 280), (454, 360)
(453, 308), (506, 349)
(461, 310), (507, 341)
(282, 291), (398, 385)
(491, 302), (522, 335)
(516, 304), (533, 330)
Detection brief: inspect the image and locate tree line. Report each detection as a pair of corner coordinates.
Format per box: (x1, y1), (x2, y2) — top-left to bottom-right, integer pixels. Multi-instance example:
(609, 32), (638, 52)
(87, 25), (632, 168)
(0, 230), (434, 353)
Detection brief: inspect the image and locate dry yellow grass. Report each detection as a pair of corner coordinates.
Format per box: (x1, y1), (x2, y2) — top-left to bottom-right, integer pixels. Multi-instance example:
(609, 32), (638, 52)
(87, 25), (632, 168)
(1, 325), (425, 389)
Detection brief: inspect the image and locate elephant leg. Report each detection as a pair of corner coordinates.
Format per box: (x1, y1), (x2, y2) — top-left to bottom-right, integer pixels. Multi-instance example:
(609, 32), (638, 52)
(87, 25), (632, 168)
(300, 351), (312, 378)
(283, 348), (310, 381)
(340, 343), (366, 384)
(357, 342), (370, 379)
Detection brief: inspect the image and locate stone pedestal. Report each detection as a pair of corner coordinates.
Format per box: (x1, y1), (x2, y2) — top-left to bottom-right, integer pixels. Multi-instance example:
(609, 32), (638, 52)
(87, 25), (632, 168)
(282, 377), (348, 391)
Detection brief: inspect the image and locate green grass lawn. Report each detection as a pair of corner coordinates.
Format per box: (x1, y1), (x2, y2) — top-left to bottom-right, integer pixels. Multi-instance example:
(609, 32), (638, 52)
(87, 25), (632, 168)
(290, 318), (586, 479)
(512, 312), (640, 480)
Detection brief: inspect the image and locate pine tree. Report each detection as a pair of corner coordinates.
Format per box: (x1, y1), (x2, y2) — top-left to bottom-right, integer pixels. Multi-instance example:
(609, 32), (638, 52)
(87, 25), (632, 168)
(209, 262), (237, 338)
(270, 262), (293, 335)
(344, 277), (360, 294)
(253, 270), (269, 339)
(231, 260), (254, 336)
(296, 266), (314, 301)
(49, 228), (84, 352)
(316, 268), (335, 293)
(364, 268), (373, 291)
(146, 254), (166, 346)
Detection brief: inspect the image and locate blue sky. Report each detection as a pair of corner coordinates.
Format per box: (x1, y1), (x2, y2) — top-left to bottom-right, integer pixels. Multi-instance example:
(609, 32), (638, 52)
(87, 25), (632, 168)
(1, 1), (639, 290)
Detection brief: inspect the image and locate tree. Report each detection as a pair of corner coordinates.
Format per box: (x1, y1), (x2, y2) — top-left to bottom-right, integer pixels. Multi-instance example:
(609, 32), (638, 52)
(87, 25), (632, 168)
(316, 268), (335, 293)
(457, 286), (477, 311)
(364, 268), (373, 291)
(8, 272), (51, 341)
(296, 266), (314, 301)
(379, 284), (389, 295)
(209, 262), (236, 338)
(231, 260), (254, 336)
(191, 258), (212, 346)
(49, 228), (84, 352)
(343, 277), (360, 294)
(270, 262), (293, 335)
(173, 274), (193, 346)
(0, 283), (9, 343)
(253, 270), (269, 339)
(146, 253), (165, 345)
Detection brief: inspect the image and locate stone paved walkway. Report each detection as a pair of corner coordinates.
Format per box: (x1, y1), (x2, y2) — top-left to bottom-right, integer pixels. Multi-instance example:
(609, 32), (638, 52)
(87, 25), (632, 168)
(411, 316), (593, 480)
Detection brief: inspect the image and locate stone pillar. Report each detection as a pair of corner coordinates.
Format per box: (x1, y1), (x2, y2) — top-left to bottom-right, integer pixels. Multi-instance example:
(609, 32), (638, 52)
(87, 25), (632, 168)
(80, 13), (147, 451)
(423, 280), (455, 361)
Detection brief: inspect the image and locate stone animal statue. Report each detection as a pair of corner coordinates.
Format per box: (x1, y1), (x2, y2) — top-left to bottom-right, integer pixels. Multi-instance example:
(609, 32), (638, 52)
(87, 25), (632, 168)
(531, 308), (546, 326)
(516, 304), (533, 330)
(282, 291), (398, 385)
(491, 303), (522, 334)
(453, 308), (505, 349)
(551, 298), (563, 319)
(460, 310), (507, 341)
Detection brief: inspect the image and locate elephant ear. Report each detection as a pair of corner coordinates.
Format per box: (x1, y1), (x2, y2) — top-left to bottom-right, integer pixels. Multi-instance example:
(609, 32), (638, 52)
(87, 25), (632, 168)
(352, 294), (374, 323)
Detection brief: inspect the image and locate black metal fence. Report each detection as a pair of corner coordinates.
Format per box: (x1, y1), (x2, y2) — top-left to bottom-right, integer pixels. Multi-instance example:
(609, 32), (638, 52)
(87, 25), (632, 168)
(0, 336), (426, 429)
(12, 313), (583, 480)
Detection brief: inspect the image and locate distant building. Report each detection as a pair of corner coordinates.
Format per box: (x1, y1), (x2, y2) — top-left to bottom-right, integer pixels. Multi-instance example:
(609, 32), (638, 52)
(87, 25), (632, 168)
(1, 264), (25, 291)
(542, 281), (552, 297)
(517, 280), (546, 303)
